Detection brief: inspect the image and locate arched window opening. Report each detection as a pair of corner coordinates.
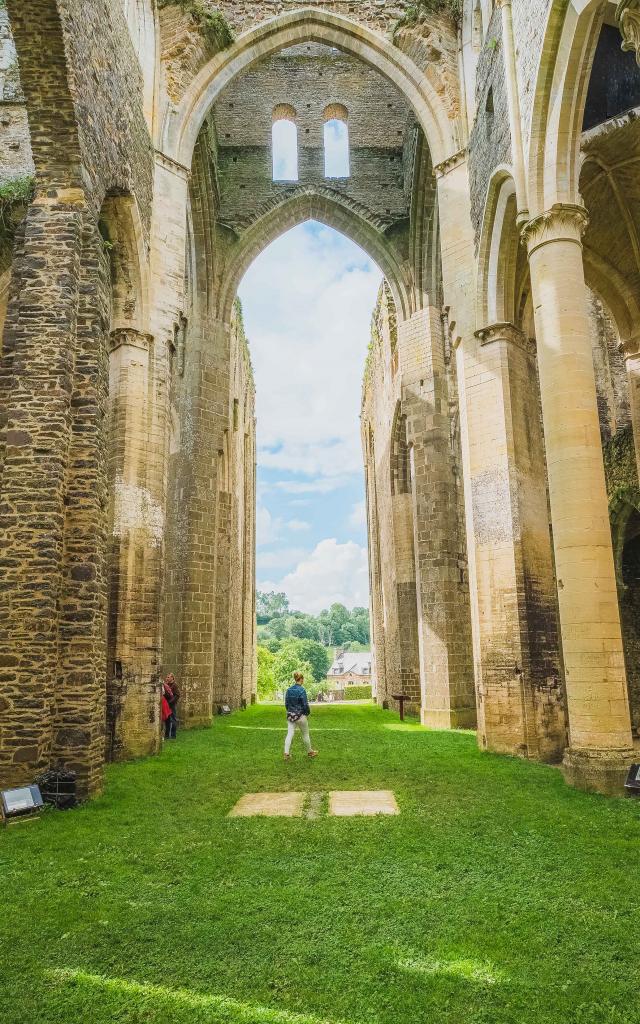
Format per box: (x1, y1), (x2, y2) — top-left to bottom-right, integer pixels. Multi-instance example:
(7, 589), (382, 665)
(390, 410), (412, 497)
(272, 105), (298, 182)
(583, 23), (640, 130)
(323, 104), (350, 178)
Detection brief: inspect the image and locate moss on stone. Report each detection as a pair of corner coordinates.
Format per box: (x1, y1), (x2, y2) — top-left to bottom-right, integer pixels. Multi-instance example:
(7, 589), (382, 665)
(394, 0), (462, 36)
(157, 1), (234, 51)
(0, 174), (34, 269)
(603, 424), (640, 511)
(233, 296), (253, 376)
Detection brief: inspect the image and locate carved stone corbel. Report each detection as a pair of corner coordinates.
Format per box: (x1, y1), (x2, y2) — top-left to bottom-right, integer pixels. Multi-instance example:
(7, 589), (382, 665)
(108, 327), (153, 353)
(475, 321), (536, 357)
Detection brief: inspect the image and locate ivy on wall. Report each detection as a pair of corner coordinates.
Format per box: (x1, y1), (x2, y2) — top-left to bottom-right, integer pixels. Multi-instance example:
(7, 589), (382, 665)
(157, 1), (234, 51)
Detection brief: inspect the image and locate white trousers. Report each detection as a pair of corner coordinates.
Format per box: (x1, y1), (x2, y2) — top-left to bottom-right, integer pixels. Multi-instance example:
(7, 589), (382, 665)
(285, 714), (312, 754)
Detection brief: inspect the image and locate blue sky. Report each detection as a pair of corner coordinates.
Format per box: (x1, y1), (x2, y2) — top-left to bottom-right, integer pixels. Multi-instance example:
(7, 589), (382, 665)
(238, 220), (382, 613)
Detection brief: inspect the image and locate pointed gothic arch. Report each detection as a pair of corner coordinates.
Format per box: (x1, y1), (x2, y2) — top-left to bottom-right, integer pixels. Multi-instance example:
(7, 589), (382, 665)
(218, 188), (413, 323)
(163, 7), (458, 171)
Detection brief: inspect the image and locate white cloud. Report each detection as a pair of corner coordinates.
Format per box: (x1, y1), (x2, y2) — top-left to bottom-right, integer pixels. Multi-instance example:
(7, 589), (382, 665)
(273, 477), (350, 495)
(257, 547), (309, 570)
(287, 519), (311, 532)
(256, 502), (282, 548)
(239, 223), (381, 485)
(261, 538), (369, 614)
(349, 500), (367, 529)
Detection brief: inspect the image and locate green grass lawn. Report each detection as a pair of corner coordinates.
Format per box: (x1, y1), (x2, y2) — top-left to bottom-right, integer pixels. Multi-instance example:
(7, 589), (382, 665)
(2, 704), (640, 1024)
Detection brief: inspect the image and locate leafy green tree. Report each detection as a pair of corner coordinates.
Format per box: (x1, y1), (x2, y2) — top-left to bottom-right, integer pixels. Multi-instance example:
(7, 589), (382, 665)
(329, 603), (350, 625)
(255, 594), (370, 648)
(257, 646), (277, 701)
(256, 591), (290, 624)
(288, 638), (330, 683)
(268, 616), (288, 640)
(273, 645), (314, 691)
(288, 615), (320, 641)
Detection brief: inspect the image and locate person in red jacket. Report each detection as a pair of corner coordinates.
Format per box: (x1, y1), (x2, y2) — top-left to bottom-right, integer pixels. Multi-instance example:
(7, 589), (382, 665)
(162, 674), (180, 740)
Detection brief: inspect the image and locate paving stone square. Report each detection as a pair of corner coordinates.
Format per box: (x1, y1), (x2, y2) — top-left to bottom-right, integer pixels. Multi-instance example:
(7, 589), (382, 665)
(328, 790), (399, 816)
(228, 792), (305, 817)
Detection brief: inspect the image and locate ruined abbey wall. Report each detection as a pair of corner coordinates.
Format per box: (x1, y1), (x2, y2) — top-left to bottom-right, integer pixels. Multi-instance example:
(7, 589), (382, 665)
(1, 0), (640, 799)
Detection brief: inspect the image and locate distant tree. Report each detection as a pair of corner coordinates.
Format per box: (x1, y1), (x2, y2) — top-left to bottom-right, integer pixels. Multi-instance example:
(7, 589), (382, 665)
(329, 603), (350, 626)
(288, 615), (320, 641)
(256, 590), (290, 624)
(288, 638), (331, 683)
(352, 609), (370, 644)
(255, 594), (370, 648)
(257, 646), (277, 701)
(263, 636), (282, 654)
(268, 616), (288, 640)
(273, 645), (314, 691)
(340, 621), (361, 645)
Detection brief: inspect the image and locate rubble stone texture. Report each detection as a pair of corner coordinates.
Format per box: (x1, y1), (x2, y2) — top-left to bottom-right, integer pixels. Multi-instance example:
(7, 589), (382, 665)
(0, 0), (639, 798)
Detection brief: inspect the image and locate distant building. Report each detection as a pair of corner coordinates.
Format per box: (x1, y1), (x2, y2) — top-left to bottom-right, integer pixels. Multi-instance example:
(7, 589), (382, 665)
(328, 650), (373, 688)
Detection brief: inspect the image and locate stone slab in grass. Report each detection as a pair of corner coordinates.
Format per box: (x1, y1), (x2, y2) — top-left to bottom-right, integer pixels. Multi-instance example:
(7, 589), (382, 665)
(328, 790), (399, 816)
(228, 792), (305, 817)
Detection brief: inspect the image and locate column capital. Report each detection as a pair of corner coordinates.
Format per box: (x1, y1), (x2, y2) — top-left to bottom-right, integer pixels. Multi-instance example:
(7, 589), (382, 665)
(433, 148), (467, 179)
(475, 321), (536, 356)
(495, 0), (512, 8)
(108, 327), (153, 353)
(521, 203), (589, 254)
(617, 2), (640, 66)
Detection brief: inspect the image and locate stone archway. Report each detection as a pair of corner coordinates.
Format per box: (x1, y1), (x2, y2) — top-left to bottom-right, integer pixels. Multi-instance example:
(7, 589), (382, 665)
(163, 7), (459, 172)
(217, 187), (413, 324)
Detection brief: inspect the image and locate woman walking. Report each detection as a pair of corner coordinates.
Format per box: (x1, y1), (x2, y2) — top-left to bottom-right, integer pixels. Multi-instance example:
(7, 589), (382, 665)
(284, 672), (318, 761)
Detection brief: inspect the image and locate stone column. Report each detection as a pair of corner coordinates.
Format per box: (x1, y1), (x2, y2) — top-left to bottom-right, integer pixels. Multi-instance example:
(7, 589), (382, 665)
(241, 429), (257, 704)
(364, 449), (389, 705)
(52, 220), (111, 797)
(148, 152), (189, 710)
(392, 487), (421, 710)
(0, 196), (84, 787)
(213, 484), (232, 710)
(398, 308), (476, 729)
(524, 204), (635, 793)
(106, 326), (162, 762)
(436, 153), (484, 731)
(470, 322), (566, 760)
(179, 317), (230, 723)
(619, 333), (640, 484)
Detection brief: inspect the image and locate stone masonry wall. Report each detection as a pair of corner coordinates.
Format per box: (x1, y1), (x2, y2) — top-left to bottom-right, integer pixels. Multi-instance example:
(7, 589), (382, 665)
(0, 7), (33, 186)
(468, 4), (511, 246)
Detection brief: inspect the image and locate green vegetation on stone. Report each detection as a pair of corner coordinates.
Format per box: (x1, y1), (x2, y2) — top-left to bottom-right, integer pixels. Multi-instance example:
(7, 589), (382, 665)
(604, 423), (640, 511)
(1, 703), (640, 1024)
(394, 0), (462, 35)
(157, 1), (234, 51)
(0, 174), (34, 268)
